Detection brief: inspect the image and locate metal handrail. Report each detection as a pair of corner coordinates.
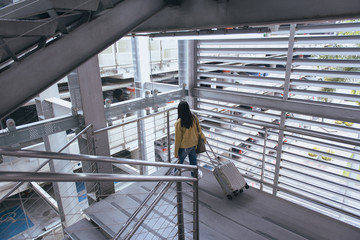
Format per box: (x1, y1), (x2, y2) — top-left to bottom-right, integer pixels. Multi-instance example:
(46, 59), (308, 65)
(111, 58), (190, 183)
(0, 124), (93, 205)
(94, 107), (177, 134)
(0, 147), (197, 169)
(0, 171), (196, 183)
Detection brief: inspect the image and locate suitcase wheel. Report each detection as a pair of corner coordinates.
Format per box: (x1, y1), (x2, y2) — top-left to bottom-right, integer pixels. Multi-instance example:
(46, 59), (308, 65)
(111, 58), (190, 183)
(240, 189), (243, 193)
(227, 195), (233, 200)
(245, 184), (249, 189)
(233, 190), (239, 196)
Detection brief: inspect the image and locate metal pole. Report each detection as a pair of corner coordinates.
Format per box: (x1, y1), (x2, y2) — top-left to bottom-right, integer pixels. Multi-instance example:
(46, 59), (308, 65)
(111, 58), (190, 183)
(0, 172), (196, 183)
(192, 168), (199, 240)
(0, 148), (198, 169)
(167, 109), (171, 163)
(260, 128), (268, 191)
(0, 124), (93, 205)
(94, 107), (177, 134)
(176, 170), (185, 240)
(137, 119), (144, 175)
(273, 23), (296, 196)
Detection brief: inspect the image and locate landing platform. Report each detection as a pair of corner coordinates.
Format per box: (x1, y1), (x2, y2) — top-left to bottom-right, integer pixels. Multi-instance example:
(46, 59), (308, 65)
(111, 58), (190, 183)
(194, 168), (360, 240)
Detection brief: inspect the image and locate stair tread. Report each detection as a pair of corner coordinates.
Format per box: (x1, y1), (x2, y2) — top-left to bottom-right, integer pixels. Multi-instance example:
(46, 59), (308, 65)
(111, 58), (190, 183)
(64, 218), (108, 240)
(84, 200), (132, 236)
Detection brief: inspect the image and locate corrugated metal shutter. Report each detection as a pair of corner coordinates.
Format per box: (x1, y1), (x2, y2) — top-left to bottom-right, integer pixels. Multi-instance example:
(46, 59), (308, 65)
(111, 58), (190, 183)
(194, 21), (360, 227)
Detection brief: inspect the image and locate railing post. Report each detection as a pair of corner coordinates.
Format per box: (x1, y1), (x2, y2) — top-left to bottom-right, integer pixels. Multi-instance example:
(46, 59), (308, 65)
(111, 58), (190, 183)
(192, 168), (199, 240)
(273, 23), (296, 196)
(167, 109), (171, 163)
(260, 128), (268, 191)
(137, 119), (144, 175)
(176, 170), (185, 240)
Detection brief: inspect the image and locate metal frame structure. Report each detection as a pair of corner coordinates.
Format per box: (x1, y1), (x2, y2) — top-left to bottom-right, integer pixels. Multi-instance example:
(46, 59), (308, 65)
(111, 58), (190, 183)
(0, 3), (360, 237)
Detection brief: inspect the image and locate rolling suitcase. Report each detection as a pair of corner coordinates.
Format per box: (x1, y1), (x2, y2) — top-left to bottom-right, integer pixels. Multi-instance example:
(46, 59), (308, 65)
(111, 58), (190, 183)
(213, 161), (249, 199)
(206, 143), (249, 200)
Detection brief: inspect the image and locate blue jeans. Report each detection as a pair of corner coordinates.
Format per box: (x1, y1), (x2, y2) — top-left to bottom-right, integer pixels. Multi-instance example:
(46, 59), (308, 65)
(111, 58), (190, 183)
(178, 146), (197, 176)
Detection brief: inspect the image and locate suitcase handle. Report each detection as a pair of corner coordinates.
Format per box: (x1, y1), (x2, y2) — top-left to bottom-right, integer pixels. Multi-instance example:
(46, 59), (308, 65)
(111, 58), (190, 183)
(197, 117), (221, 166)
(205, 141), (222, 166)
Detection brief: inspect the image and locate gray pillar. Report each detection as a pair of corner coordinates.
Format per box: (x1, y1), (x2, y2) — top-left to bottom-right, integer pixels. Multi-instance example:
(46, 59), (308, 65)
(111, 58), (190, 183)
(132, 36), (155, 174)
(75, 56), (115, 198)
(178, 40), (188, 89)
(185, 40), (198, 109)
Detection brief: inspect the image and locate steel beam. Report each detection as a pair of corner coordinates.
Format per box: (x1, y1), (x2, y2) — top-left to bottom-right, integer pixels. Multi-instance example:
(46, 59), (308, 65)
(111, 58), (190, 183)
(134, 0), (360, 33)
(149, 26), (270, 38)
(105, 89), (183, 119)
(0, 19), (57, 37)
(143, 82), (180, 92)
(277, 22), (360, 34)
(0, 0), (101, 19)
(0, 0), (168, 120)
(30, 182), (58, 212)
(0, 115), (80, 147)
(0, 37), (19, 62)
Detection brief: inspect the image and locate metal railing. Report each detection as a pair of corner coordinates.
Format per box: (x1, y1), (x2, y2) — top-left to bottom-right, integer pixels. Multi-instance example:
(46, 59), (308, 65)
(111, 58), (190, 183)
(0, 104), (202, 240)
(0, 124), (93, 205)
(0, 147), (199, 240)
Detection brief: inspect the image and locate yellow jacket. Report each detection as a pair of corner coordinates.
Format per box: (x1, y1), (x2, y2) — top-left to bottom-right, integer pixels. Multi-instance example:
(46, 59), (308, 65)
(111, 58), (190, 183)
(174, 115), (206, 158)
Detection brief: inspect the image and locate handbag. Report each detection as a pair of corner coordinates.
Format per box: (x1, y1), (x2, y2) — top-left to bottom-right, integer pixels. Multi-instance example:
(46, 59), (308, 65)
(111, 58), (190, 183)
(195, 118), (206, 153)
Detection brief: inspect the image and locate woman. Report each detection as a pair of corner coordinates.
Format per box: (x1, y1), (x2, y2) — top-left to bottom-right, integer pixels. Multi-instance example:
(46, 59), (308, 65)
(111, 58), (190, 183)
(174, 101), (206, 176)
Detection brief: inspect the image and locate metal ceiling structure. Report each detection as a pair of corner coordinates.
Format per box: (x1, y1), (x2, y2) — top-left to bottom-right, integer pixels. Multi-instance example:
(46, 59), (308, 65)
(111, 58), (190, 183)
(0, 0), (360, 119)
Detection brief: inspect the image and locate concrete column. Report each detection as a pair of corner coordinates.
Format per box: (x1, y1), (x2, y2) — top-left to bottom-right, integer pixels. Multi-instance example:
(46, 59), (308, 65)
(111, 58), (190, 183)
(37, 84), (82, 227)
(74, 56), (115, 198)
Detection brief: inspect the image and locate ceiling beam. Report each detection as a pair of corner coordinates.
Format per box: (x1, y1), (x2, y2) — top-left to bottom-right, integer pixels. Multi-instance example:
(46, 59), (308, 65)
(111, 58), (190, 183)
(0, 19), (57, 37)
(0, 0), (101, 19)
(134, 0), (360, 33)
(0, 0), (168, 120)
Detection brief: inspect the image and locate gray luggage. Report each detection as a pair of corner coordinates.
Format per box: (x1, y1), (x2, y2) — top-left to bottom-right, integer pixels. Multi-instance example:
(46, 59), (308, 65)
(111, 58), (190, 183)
(213, 160), (249, 200)
(206, 143), (249, 200)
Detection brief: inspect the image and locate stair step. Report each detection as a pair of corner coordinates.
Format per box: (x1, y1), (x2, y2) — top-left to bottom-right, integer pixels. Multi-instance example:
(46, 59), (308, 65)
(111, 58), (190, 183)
(64, 218), (108, 240)
(84, 199), (130, 237)
(67, 167), (183, 239)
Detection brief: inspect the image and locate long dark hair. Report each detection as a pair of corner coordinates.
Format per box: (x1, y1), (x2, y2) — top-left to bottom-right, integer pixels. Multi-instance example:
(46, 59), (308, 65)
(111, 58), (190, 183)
(177, 101), (194, 128)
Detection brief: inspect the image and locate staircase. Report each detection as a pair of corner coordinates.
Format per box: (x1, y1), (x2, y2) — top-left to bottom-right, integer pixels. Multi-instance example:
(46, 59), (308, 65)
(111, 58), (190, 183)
(65, 168), (196, 239)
